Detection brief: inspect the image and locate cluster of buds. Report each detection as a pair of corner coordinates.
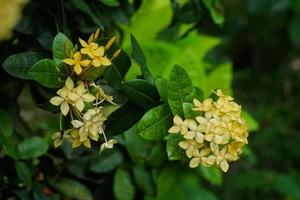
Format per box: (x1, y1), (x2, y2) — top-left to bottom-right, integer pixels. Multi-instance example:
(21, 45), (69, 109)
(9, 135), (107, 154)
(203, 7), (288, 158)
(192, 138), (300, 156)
(169, 90), (248, 172)
(50, 29), (119, 152)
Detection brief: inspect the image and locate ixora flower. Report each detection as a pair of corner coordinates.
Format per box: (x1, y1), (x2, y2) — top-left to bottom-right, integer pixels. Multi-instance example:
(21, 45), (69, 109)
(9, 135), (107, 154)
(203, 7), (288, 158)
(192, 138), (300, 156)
(168, 89), (248, 172)
(71, 108), (107, 148)
(50, 77), (96, 115)
(63, 51), (91, 75)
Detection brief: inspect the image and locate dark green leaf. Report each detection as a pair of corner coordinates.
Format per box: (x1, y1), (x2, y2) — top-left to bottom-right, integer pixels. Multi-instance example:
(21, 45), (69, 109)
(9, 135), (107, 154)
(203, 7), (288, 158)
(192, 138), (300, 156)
(133, 165), (155, 195)
(166, 133), (186, 160)
(168, 65), (194, 117)
(124, 124), (153, 163)
(199, 166), (223, 186)
(28, 59), (64, 88)
(138, 104), (172, 140)
(105, 103), (143, 137)
(50, 178), (92, 200)
(147, 143), (167, 167)
(2, 52), (47, 80)
(130, 34), (154, 84)
(104, 50), (131, 88)
(183, 103), (198, 119)
(155, 77), (168, 104)
(203, 0), (224, 25)
(15, 161), (32, 190)
(0, 109), (13, 137)
(99, 0), (120, 6)
(122, 79), (159, 110)
(114, 168), (136, 200)
(17, 136), (49, 159)
(52, 32), (74, 61)
(71, 0), (103, 27)
(89, 149), (123, 173)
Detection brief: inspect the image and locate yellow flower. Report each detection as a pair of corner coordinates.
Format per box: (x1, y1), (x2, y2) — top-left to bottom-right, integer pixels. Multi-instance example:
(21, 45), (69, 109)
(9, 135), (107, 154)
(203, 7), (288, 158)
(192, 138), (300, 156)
(50, 77), (75, 116)
(91, 83), (116, 105)
(71, 108), (106, 148)
(0, 0), (27, 40)
(87, 28), (100, 44)
(100, 139), (118, 153)
(168, 115), (191, 135)
(169, 89), (249, 173)
(90, 46), (112, 67)
(51, 131), (64, 148)
(68, 82), (96, 112)
(63, 52), (91, 75)
(70, 129), (91, 148)
(79, 38), (98, 58)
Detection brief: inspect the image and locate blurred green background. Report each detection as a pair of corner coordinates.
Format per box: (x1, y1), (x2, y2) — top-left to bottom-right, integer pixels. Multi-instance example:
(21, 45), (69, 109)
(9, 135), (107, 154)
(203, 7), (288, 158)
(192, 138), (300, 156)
(2, 0), (300, 199)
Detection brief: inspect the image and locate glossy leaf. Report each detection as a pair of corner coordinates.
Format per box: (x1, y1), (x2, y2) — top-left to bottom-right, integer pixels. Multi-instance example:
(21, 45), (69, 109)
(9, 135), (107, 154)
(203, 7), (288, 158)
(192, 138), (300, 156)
(114, 168), (136, 200)
(168, 65), (194, 117)
(52, 32), (74, 61)
(130, 34), (154, 84)
(2, 52), (47, 80)
(203, 0), (224, 25)
(28, 59), (64, 88)
(50, 178), (92, 200)
(166, 133), (186, 161)
(122, 79), (159, 110)
(138, 104), (172, 140)
(17, 137), (49, 159)
(89, 149), (123, 173)
(133, 165), (155, 195)
(15, 161), (32, 190)
(155, 77), (168, 104)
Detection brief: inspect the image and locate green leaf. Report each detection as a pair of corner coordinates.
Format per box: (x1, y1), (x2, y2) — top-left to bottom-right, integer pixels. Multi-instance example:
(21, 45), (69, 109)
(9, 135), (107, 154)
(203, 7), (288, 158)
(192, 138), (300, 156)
(198, 166), (223, 186)
(89, 149), (123, 173)
(138, 104), (172, 140)
(272, 175), (300, 200)
(203, 0), (224, 25)
(28, 59), (64, 88)
(52, 32), (74, 61)
(0, 109), (13, 137)
(130, 34), (154, 84)
(241, 111), (259, 132)
(2, 52), (47, 80)
(166, 133), (186, 160)
(71, 0), (103, 27)
(99, 0), (120, 6)
(124, 124), (153, 163)
(147, 143), (167, 167)
(17, 137), (49, 159)
(122, 79), (159, 110)
(168, 65), (194, 117)
(133, 165), (155, 195)
(104, 50), (131, 88)
(183, 102), (197, 119)
(105, 103), (143, 137)
(50, 178), (92, 200)
(114, 168), (136, 200)
(155, 78), (168, 104)
(15, 161), (32, 190)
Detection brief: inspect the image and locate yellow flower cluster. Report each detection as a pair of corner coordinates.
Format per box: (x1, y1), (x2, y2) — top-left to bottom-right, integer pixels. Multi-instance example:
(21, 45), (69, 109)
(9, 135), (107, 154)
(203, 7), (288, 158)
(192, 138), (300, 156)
(50, 29), (120, 152)
(63, 29), (120, 75)
(0, 0), (28, 40)
(169, 89), (248, 172)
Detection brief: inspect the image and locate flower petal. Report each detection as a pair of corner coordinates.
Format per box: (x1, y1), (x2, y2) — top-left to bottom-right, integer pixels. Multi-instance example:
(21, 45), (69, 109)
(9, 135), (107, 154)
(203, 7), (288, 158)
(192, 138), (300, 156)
(79, 38), (88, 47)
(60, 102), (70, 116)
(92, 58), (101, 67)
(101, 57), (112, 66)
(68, 92), (80, 101)
(74, 52), (81, 61)
(63, 58), (75, 65)
(83, 139), (91, 148)
(71, 120), (84, 128)
(82, 93), (96, 102)
(189, 157), (200, 168)
(65, 77), (74, 90)
(220, 160), (229, 172)
(50, 96), (63, 106)
(74, 63), (82, 75)
(75, 99), (85, 112)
